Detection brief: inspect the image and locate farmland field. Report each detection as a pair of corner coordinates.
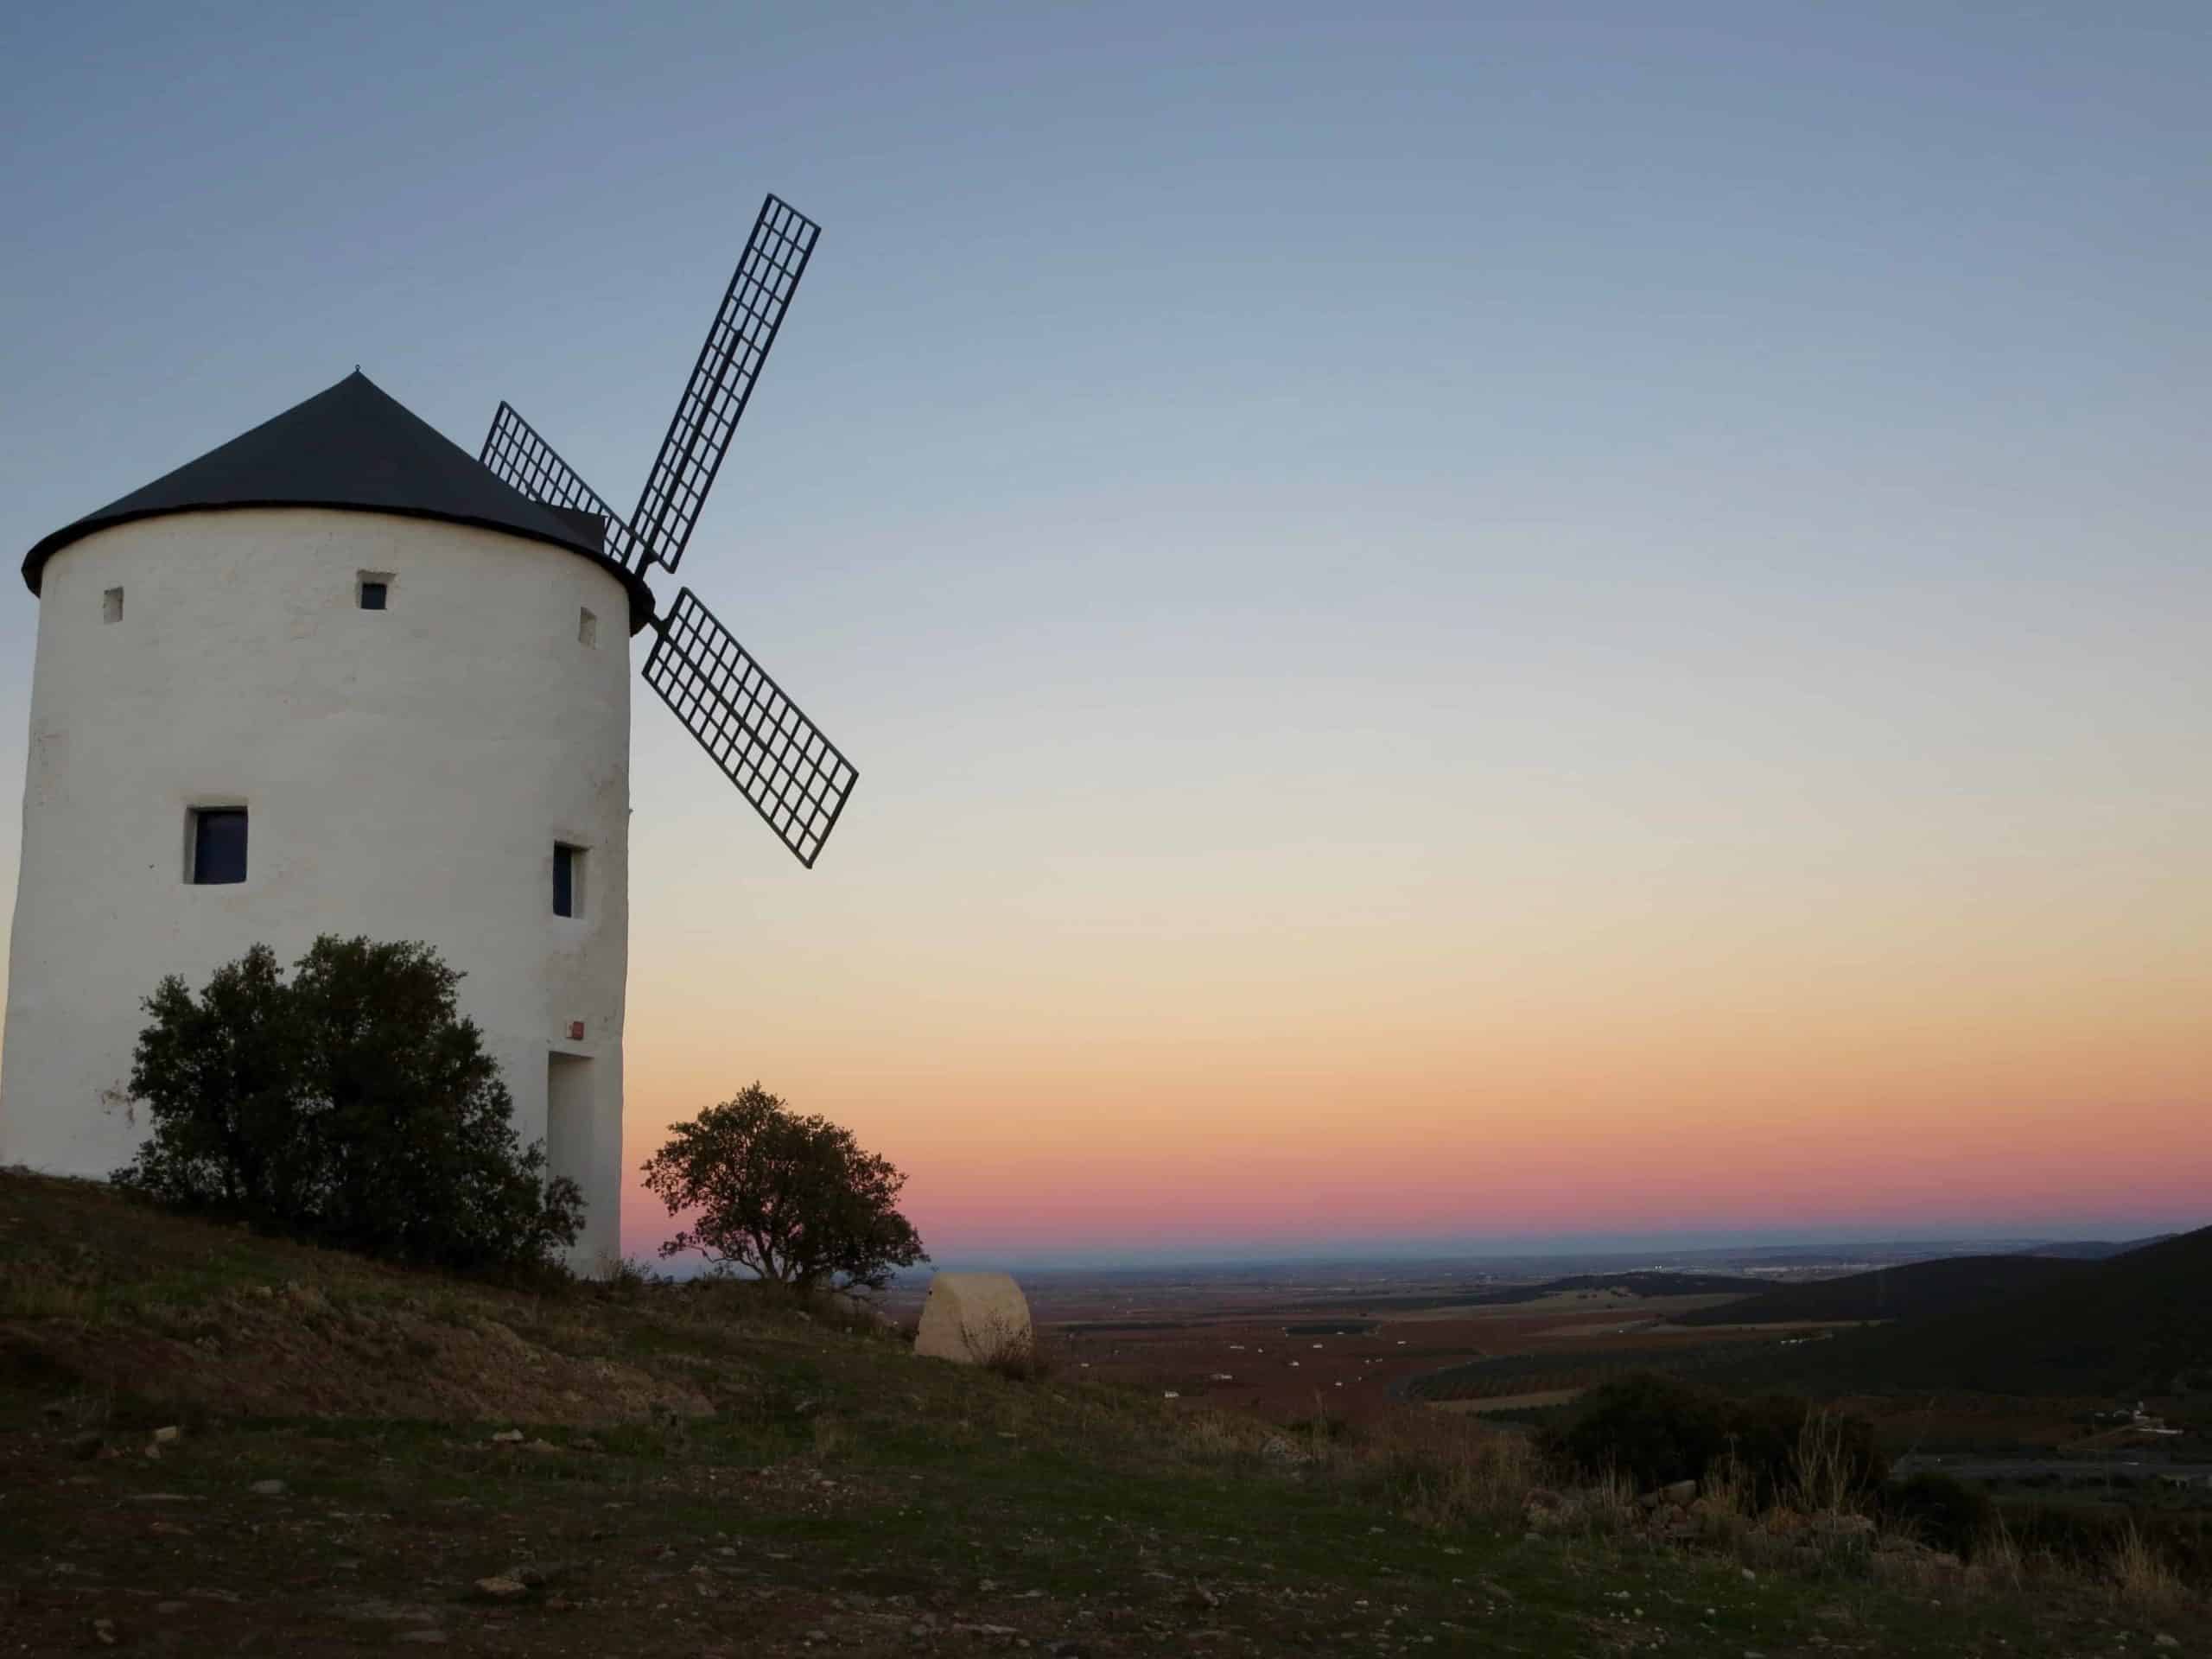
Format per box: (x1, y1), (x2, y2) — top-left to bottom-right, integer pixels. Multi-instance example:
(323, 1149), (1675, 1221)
(1008, 1274), (1777, 1427)
(1402, 1337), (1780, 1405)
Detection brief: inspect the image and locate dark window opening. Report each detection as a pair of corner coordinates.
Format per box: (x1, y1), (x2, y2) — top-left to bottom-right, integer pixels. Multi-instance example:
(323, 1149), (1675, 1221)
(554, 842), (582, 918)
(359, 580), (389, 611)
(103, 588), (124, 624)
(192, 809), (248, 885)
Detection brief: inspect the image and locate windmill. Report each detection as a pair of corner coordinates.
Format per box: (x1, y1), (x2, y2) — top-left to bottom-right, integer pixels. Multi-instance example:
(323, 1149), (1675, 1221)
(480, 192), (856, 868)
(0, 190), (857, 1264)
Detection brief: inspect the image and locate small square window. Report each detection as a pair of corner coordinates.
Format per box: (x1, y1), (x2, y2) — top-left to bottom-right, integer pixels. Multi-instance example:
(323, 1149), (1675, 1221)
(358, 572), (392, 610)
(103, 588), (124, 624)
(189, 808), (248, 885)
(578, 607), (598, 648)
(553, 842), (586, 918)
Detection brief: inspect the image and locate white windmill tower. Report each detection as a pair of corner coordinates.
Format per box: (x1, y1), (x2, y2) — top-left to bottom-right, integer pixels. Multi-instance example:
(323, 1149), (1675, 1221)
(0, 194), (856, 1266)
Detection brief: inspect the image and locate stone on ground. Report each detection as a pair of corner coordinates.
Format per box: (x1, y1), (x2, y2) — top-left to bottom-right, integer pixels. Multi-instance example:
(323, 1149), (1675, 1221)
(913, 1272), (1033, 1365)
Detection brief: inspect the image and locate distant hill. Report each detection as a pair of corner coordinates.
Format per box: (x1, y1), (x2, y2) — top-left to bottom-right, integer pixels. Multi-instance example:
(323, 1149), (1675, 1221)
(1675, 1255), (2088, 1327)
(2010, 1236), (2173, 1261)
(1708, 1224), (2212, 1399)
(1851, 1223), (2212, 1396)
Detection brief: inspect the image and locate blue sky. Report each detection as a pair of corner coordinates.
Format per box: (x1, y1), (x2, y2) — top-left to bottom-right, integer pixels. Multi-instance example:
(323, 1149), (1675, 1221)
(2, 3), (2207, 1263)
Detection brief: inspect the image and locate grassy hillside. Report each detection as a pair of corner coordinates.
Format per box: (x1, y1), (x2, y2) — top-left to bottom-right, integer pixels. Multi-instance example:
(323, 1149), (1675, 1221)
(1, 1169), (2203, 1655)
(1675, 1255), (2088, 1328)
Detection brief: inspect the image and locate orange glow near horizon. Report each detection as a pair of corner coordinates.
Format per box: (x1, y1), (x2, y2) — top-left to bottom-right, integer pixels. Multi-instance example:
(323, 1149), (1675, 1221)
(610, 746), (2212, 1262)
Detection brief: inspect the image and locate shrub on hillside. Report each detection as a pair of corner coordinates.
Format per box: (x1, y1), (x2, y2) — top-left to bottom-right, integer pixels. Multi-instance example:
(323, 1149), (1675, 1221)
(116, 937), (581, 1273)
(1551, 1372), (1727, 1491)
(1885, 1471), (1997, 1559)
(1999, 1501), (2212, 1583)
(1552, 1373), (1885, 1503)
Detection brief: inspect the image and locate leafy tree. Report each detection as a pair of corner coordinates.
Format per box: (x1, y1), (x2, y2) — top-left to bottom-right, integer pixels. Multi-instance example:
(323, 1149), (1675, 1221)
(116, 936), (582, 1272)
(641, 1084), (927, 1291)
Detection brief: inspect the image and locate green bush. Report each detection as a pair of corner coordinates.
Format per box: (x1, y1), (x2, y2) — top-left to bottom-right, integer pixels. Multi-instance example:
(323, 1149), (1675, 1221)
(1885, 1471), (1997, 1558)
(1551, 1372), (1726, 1490)
(1552, 1373), (1885, 1503)
(116, 937), (581, 1274)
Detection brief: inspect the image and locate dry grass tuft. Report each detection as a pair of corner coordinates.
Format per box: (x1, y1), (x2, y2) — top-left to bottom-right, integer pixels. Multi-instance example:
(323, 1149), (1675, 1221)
(1351, 1411), (1547, 1529)
(961, 1312), (1056, 1382)
(2107, 1522), (2184, 1616)
(1699, 1449), (1755, 1544)
(1966, 1511), (2025, 1594)
(1789, 1408), (1860, 1519)
(0, 1266), (101, 1323)
(1572, 1465), (1643, 1537)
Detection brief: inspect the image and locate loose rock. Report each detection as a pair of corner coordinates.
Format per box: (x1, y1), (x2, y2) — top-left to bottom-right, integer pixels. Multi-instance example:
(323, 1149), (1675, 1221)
(913, 1273), (1033, 1366)
(339, 1599), (437, 1624)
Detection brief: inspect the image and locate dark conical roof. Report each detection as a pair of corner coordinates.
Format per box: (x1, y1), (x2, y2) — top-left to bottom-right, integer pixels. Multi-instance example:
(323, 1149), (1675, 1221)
(21, 371), (653, 630)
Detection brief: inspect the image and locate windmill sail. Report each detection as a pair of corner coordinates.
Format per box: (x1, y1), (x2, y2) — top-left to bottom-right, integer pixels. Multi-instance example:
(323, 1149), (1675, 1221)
(478, 191), (851, 868)
(479, 403), (644, 570)
(629, 195), (820, 575)
(641, 587), (857, 868)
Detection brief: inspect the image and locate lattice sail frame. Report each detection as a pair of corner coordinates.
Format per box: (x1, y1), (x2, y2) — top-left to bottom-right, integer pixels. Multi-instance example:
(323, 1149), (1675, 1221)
(642, 588), (858, 868)
(629, 195), (819, 576)
(480, 403), (643, 570)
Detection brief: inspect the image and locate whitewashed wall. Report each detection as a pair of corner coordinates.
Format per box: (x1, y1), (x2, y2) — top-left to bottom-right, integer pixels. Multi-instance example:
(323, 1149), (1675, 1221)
(0, 508), (631, 1267)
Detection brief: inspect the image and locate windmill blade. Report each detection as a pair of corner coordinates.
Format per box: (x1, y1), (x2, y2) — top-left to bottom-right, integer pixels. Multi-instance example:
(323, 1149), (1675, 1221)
(629, 194), (821, 576)
(479, 402), (645, 571)
(642, 587), (857, 868)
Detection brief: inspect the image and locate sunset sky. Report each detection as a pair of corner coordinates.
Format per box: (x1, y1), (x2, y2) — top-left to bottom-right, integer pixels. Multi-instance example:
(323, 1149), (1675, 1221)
(2, 3), (2206, 1265)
